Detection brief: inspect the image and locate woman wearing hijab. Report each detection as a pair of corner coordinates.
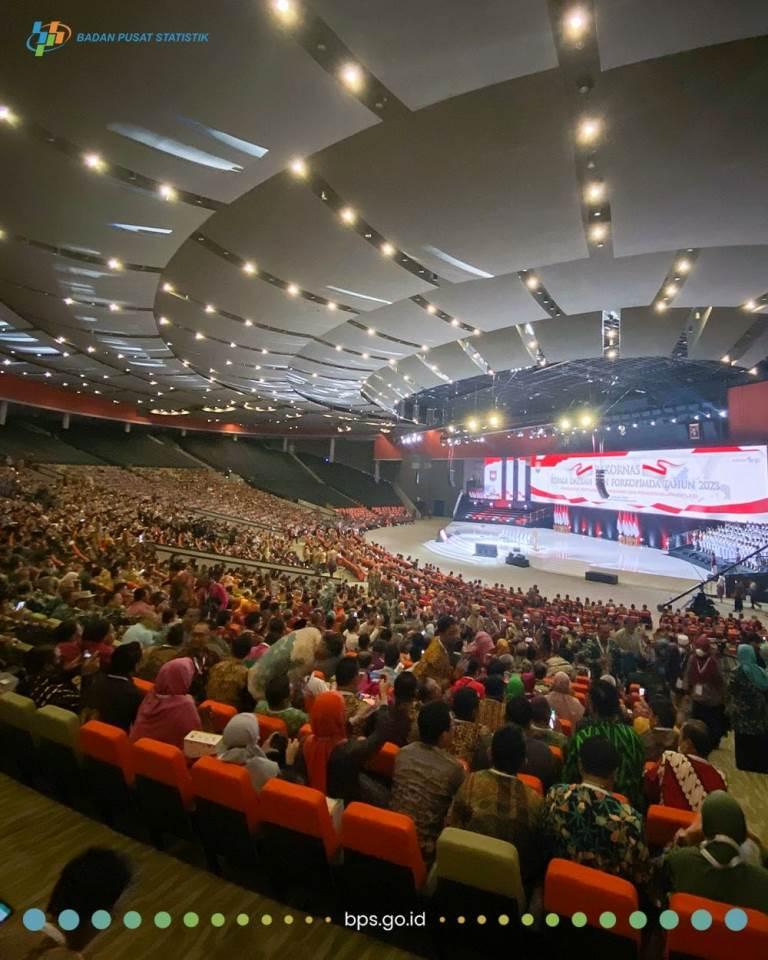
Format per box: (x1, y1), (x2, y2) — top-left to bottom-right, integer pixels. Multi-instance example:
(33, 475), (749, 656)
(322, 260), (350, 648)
(686, 638), (725, 749)
(546, 672), (585, 726)
(465, 630), (494, 667)
(728, 644), (768, 773)
(129, 658), (200, 750)
(296, 691), (392, 806)
(505, 673), (525, 701)
(662, 791), (768, 913)
(216, 714), (280, 790)
(246, 622), (323, 701)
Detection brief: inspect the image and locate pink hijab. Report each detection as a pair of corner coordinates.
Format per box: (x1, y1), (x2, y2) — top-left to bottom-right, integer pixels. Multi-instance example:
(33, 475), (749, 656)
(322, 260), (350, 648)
(546, 671), (585, 725)
(467, 631), (494, 666)
(129, 657), (199, 750)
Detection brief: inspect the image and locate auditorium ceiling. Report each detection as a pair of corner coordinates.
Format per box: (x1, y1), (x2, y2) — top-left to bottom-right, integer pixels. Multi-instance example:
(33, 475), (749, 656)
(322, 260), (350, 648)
(1, 1), (767, 435)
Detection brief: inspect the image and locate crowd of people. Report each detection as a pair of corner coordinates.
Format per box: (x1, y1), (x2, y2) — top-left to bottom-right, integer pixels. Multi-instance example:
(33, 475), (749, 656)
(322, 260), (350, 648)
(689, 521), (768, 571)
(1, 460), (768, 956)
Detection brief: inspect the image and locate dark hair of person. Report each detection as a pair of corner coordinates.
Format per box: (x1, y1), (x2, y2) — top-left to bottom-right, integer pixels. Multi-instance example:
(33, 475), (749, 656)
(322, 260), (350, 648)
(52, 620), (79, 645)
(681, 718), (713, 758)
(383, 642), (400, 669)
(589, 679), (621, 720)
(231, 634), (252, 660)
(265, 673), (291, 709)
(23, 644), (56, 676)
(649, 697), (676, 729)
(418, 700), (452, 745)
(491, 724), (526, 775)
(110, 642), (141, 675)
(322, 632), (344, 658)
(483, 674), (506, 701)
(452, 686), (479, 722)
(82, 619), (111, 646)
(505, 695), (533, 728)
(530, 695), (551, 724)
(335, 656), (360, 688)
(133, 587), (146, 603)
(165, 622), (185, 647)
(464, 657), (480, 677)
(579, 735), (619, 779)
(394, 670), (418, 704)
(533, 662), (547, 680)
(436, 614), (456, 635)
(486, 658), (506, 677)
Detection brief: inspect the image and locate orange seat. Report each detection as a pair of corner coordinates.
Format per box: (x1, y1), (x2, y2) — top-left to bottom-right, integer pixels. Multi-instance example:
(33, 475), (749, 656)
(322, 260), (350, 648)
(666, 893), (768, 960)
(518, 773), (544, 796)
(298, 723), (312, 740)
(549, 745), (563, 762)
(132, 677), (154, 697)
(190, 755), (260, 831)
(256, 713), (288, 743)
(559, 718), (573, 737)
(258, 778), (339, 859)
(364, 741), (399, 779)
(574, 690), (587, 705)
(341, 801), (427, 889)
(544, 858), (640, 945)
(132, 737), (194, 810)
(80, 720), (135, 785)
(612, 792), (629, 805)
(199, 699), (237, 734)
(644, 761), (659, 777)
(646, 804), (697, 848)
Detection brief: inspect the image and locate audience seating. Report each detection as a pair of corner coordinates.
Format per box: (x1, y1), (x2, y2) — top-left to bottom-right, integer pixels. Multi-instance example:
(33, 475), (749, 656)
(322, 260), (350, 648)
(666, 893), (768, 960)
(559, 718), (573, 737)
(549, 745), (563, 762)
(518, 773), (544, 796)
(190, 756), (260, 872)
(646, 805), (697, 849)
(257, 778), (339, 905)
(199, 699), (237, 733)
(544, 859), (640, 958)
(0, 691), (37, 783)
(132, 738), (195, 848)
(33, 705), (82, 805)
(363, 741), (399, 779)
(132, 677), (154, 697)
(434, 827), (526, 919)
(80, 720), (135, 825)
(340, 802), (426, 904)
(256, 713), (288, 743)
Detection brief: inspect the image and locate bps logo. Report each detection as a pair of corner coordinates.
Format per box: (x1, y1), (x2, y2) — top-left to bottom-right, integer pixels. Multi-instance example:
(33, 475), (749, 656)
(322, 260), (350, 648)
(26, 20), (72, 57)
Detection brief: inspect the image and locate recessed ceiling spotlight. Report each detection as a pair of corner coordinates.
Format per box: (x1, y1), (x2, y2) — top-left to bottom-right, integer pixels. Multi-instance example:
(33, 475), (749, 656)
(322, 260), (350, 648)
(108, 302), (120, 312)
(287, 283), (299, 296)
(589, 222), (608, 243)
(242, 261), (256, 275)
(326, 300), (337, 311)
(158, 183), (177, 202)
(744, 300), (757, 311)
(340, 62), (364, 92)
(158, 316), (170, 325)
(426, 304), (436, 314)
(606, 348), (617, 359)
(162, 282), (174, 293)
(289, 156), (308, 178)
(451, 318), (460, 327)
(205, 304), (215, 313)
(83, 152), (105, 171)
(676, 258), (691, 273)
(654, 301), (668, 313)
(564, 7), (589, 40)
(362, 352), (369, 359)
(107, 257), (123, 271)
(87, 345), (95, 353)
(244, 319), (253, 326)
(577, 117), (602, 144)
(0, 105), (18, 124)
(63, 297), (74, 305)
(271, 0), (298, 25)
(367, 327), (375, 335)
(195, 332), (205, 340)
(473, 328), (481, 336)
(721, 354), (730, 363)
(585, 181), (605, 203)
(665, 283), (678, 297)
(380, 242), (395, 257)
(339, 206), (357, 225)
(525, 275), (540, 290)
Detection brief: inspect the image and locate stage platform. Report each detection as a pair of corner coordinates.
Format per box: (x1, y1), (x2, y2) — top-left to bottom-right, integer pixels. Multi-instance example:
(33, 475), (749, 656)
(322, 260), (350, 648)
(429, 521), (707, 581)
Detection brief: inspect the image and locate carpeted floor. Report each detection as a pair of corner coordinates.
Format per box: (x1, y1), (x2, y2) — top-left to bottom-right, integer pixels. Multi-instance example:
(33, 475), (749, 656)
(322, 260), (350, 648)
(710, 733), (768, 842)
(0, 774), (422, 960)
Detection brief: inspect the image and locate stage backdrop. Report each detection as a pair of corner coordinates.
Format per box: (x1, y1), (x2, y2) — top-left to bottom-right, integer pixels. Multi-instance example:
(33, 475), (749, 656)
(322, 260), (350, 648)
(525, 446), (768, 522)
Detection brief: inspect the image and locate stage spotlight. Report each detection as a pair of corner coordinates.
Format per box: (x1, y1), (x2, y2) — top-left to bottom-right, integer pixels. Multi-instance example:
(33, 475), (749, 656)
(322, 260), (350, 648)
(466, 417), (479, 432)
(488, 413), (501, 428)
(579, 412), (593, 428)
(447, 425), (455, 433)
(559, 417), (572, 431)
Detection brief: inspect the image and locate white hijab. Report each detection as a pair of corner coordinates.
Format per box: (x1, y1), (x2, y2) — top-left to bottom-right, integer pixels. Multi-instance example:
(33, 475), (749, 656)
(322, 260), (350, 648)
(216, 714), (278, 791)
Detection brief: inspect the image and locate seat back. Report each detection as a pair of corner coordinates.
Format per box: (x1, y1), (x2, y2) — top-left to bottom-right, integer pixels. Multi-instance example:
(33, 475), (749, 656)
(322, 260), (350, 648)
(667, 893), (768, 960)
(559, 717), (573, 737)
(341, 802), (426, 891)
(132, 736), (194, 840)
(132, 677), (154, 697)
(518, 773), (543, 796)
(363, 741), (399, 779)
(549, 745), (563, 762)
(80, 720), (135, 784)
(258, 778), (339, 860)
(256, 713), (288, 743)
(544, 859), (639, 944)
(435, 827), (525, 909)
(0, 692), (37, 781)
(33, 705), (82, 803)
(199, 699), (236, 733)
(646, 804), (697, 849)
(190, 756), (260, 831)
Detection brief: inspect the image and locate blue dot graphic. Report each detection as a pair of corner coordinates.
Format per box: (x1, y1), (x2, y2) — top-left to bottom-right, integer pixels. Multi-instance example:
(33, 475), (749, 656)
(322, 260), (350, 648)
(58, 910), (80, 931)
(660, 910), (679, 930)
(123, 911), (142, 929)
(725, 908), (748, 932)
(92, 910), (112, 930)
(691, 909), (712, 931)
(23, 909), (46, 932)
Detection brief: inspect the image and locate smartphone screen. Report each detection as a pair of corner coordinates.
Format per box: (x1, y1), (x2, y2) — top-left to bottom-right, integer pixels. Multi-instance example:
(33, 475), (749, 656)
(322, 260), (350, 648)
(639, 686), (645, 697)
(0, 900), (13, 924)
(14, 601), (25, 611)
(549, 710), (556, 730)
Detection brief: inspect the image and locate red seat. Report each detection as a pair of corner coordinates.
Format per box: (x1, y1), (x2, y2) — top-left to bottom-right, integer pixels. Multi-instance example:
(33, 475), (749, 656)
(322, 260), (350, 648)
(549, 745), (563, 762)
(132, 737), (193, 810)
(364, 741), (399, 779)
(559, 718), (573, 737)
(80, 720), (135, 785)
(574, 690), (587, 705)
(190, 755), (260, 831)
(132, 677), (154, 697)
(544, 859), (640, 945)
(666, 893), (768, 959)
(298, 723), (312, 740)
(199, 699), (237, 734)
(258, 778), (339, 859)
(341, 801), (427, 889)
(646, 804), (697, 848)
(518, 773), (544, 796)
(256, 713), (288, 743)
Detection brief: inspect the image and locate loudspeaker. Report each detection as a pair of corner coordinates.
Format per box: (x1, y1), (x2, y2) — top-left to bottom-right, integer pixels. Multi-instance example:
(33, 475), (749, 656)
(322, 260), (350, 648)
(475, 543), (498, 558)
(506, 552), (530, 567)
(585, 570), (619, 585)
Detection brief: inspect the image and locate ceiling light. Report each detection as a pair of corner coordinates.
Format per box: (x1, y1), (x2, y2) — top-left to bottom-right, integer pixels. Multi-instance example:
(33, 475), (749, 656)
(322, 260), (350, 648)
(589, 222), (608, 243)
(380, 242), (395, 257)
(242, 261), (256, 275)
(585, 181), (605, 203)
(261, 348), (268, 354)
(721, 354), (730, 363)
(579, 412), (593, 428)
(367, 327), (375, 336)
(577, 117), (601, 144)
(0, 105), (18, 124)
(158, 183), (177, 201)
(339, 206), (357, 225)
(245, 319), (253, 326)
(205, 304), (215, 313)
(107, 257), (123, 271)
(335, 345), (342, 351)
(162, 282), (174, 293)
(564, 7), (589, 39)
(426, 304), (437, 314)
(83, 152), (105, 171)
(108, 302), (120, 312)
(749, 367), (758, 376)
(63, 297), (74, 305)
(195, 332), (205, 340)
(467, 417), (478, 432)
(676, 258), (691, 273)
(87, 346), (95, 353)
(158, 316), (170, 325)
(665, 283), (678, 297)
(559, 417), (572, 431)
(744, 300), (757, 311)
(326, 300), (337, 311)
(528, 339), (538, 349)
(287, 283), (299, 296)
(271, 0), (298, 25)
(606, 348), (617, 359)
(654, 301), (668, 312)
(488, 413), (501, 428)
(340, 62), (364, 92)
(525, 275), (540, 290)
(473, 328), (481, 336)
